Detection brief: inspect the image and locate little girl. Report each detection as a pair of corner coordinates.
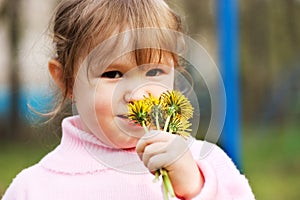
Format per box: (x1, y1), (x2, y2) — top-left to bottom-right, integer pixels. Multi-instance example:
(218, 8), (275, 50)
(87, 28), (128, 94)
(3, 0), (255, 199)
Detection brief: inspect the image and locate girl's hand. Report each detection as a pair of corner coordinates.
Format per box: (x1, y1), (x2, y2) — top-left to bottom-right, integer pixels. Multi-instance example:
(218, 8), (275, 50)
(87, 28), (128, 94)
(136, 130), (204, 199)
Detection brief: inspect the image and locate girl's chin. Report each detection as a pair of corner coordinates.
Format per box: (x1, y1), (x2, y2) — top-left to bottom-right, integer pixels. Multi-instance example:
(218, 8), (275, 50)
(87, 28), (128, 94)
(91, 130), (139, 149)
(112, 139), (138, 149)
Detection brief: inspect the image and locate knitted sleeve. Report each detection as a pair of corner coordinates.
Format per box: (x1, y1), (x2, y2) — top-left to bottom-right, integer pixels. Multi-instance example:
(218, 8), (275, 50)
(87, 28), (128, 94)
(190, 141), (255, 200)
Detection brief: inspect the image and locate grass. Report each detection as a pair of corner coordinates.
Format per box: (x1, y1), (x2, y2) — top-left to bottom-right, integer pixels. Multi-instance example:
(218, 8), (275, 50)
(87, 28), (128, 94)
(242, 123), (300, 200)
(0, 137), (59, 197)
(0, 123), (299, 199)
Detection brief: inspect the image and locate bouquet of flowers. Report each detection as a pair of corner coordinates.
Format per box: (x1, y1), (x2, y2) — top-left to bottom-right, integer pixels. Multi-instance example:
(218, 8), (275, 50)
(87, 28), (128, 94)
(128, 90), (194, 200)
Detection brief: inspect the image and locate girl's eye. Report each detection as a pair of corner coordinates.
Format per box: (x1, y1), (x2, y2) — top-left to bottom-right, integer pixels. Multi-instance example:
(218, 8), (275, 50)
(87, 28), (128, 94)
(101, 71), (123, 79)
(146, 68), (164, 77)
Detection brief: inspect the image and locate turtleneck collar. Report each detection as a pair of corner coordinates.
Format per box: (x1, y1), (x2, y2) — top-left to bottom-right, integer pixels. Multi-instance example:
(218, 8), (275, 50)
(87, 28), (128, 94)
(39, 115), (148, 175)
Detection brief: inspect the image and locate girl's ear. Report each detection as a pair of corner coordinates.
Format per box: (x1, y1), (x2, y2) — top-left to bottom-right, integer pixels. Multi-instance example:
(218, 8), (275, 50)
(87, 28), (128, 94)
(48, 59), (67, 94)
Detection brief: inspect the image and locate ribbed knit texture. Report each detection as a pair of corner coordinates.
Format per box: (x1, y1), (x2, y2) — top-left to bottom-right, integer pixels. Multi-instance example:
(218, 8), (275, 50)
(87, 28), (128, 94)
(2, 116), (255, 200)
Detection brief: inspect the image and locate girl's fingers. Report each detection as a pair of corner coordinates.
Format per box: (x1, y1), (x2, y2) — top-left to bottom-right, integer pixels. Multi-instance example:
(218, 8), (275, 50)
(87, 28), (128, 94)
(147, 152), (170, 172)
(147, 135), (191, 171)
(142, 142), (167, 167)
(136, 130), (174, 155)
(135, 131), (191, 172)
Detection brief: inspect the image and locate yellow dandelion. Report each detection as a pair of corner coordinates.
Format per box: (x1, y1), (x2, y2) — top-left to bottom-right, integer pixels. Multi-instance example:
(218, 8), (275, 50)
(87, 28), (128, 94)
(143, 94), (166, 130)
(168, 116), (192, 139)
(160, 90), (194, 119)
(144, 93), (160, 106)
(127, 99), (151, 132)
(160, 90), (193, 131)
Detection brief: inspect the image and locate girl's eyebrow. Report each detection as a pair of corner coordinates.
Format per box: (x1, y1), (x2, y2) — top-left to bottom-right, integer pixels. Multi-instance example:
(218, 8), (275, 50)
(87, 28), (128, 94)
(107, 56), (137, 70)
(106, 58), (173, 72)
(139, 62), (173, 70)
(106, 62), (135, 71)
(104, 64), (120, 71)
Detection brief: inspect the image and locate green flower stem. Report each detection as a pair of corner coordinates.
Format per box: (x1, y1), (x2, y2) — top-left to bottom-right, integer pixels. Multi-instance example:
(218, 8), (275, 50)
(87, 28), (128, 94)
(162, 169), (175, 198)
(163, 115), (171, 132)
(162, 179), (169, 200)
(155, 113), (160, 130)
(142, 121), (149, 133)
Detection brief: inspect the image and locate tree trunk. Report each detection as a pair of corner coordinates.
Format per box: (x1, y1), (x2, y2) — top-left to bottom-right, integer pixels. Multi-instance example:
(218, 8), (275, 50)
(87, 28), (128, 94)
(7, 0), (22, 139)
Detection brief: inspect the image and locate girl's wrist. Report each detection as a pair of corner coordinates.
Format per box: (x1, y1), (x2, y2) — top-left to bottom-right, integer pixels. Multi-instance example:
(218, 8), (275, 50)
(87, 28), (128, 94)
(169, 158), (204, 199)
(177, 167), (203, 199)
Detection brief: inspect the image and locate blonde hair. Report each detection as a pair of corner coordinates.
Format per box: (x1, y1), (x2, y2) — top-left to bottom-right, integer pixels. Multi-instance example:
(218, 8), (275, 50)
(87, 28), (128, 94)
(50, 0), (184, 117)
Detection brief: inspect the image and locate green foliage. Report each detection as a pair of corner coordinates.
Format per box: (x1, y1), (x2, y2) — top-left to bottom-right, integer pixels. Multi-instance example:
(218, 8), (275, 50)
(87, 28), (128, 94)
(0, 139), (58, 197)
(243, 123), (300, 200)
(175, 0), (300, 124)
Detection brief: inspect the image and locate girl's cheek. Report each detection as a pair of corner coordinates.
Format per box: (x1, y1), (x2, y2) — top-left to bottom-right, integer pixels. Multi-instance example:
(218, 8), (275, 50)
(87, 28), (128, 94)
(94, 95), (112, 112)
(147, 85), (172, 97)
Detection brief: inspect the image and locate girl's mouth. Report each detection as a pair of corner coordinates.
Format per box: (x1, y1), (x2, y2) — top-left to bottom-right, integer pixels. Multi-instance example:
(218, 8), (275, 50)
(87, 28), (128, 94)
(117, 115), (128, 119)
(116, 115), (142, 128)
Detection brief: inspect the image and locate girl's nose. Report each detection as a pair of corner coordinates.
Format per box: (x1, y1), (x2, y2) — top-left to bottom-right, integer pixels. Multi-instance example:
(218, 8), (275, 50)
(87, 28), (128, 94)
(124, 88), (149, 103)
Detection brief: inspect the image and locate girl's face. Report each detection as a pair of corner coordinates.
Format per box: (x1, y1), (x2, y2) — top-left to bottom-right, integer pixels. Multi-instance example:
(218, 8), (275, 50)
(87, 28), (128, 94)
(73, 52), (174, 149)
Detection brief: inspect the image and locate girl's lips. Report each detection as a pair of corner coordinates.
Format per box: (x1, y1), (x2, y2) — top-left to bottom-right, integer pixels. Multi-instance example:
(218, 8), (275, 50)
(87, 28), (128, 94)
(117, 114), (128, 119)
(116, 115), (142, 128)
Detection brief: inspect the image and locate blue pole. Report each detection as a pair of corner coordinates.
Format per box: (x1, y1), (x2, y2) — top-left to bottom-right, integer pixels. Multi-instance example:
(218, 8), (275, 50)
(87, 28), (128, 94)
(217, 0), (241, 168)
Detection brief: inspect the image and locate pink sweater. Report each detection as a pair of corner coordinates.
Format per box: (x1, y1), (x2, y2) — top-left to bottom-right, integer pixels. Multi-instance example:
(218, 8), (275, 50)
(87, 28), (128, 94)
(3, 116), (255, 200)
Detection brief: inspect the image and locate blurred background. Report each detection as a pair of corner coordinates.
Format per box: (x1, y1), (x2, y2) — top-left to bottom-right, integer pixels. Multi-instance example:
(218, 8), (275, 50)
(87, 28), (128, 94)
(0, 0), (299, 199)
